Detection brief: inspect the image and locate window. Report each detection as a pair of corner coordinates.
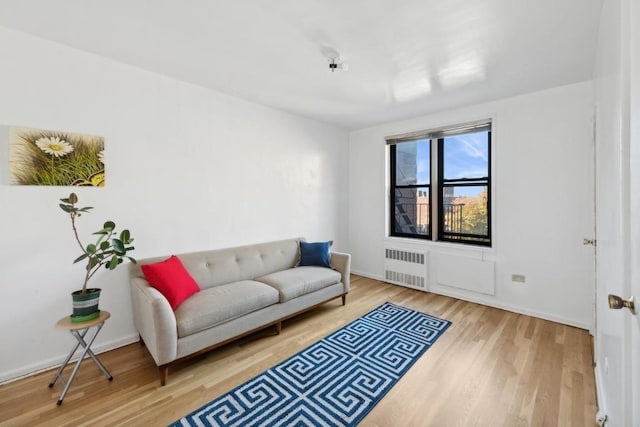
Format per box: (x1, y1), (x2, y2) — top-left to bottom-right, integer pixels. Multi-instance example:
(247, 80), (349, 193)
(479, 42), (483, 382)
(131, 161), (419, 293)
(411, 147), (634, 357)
(388, 121), (491, 246)
(391, 139), (432, 238)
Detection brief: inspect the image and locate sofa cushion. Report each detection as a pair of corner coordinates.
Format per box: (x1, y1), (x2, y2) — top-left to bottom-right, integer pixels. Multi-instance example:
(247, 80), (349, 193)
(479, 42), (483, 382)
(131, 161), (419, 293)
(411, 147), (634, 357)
(175, 280), (279, 338)
(298, 241), (332, 268)
(256, 267), (342, 303)
(140, 255), (200, 310)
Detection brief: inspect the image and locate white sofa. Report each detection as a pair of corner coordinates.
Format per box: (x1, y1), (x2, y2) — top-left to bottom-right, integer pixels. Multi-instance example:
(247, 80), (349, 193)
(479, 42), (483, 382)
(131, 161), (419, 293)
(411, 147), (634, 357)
(129, 238), (351, 385)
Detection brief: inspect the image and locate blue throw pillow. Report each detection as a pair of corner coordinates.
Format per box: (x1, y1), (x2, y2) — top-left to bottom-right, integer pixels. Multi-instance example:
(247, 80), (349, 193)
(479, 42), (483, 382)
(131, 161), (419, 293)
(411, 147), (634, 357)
(299, 241), (332, 268)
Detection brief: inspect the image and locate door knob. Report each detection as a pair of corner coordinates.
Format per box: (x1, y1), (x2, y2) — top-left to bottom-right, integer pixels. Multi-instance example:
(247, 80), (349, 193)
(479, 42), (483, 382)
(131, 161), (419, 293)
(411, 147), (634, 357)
(608, 294), (636, 314)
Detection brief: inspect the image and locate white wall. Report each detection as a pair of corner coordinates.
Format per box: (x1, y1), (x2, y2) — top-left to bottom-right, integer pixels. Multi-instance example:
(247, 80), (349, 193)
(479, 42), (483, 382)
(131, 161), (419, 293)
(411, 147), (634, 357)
(0, 27), (349, 383)
(349, 81), (595, 329)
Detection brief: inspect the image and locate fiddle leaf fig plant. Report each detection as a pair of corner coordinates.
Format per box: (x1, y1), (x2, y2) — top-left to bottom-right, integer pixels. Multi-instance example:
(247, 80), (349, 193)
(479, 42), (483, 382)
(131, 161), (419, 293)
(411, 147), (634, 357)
(59, 193), (136, 294)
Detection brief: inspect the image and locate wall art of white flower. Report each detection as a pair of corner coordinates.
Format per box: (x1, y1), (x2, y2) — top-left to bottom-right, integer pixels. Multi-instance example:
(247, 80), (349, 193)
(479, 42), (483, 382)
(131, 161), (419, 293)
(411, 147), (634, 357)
(35, 136), (74, 158)
(8, 126), (105, 186)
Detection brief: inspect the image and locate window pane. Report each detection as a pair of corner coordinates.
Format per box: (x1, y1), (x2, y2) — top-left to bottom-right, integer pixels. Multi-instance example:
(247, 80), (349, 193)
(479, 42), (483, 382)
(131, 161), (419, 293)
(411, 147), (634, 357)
(394, 187), (430, 235)
(441, 185), (488, 237)
(442, 131), (489, 180)
(395, 139), (430, 185)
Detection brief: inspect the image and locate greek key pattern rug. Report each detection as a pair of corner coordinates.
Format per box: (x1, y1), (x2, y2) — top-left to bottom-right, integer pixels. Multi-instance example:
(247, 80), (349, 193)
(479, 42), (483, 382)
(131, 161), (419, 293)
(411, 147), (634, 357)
(170, 302), (451, 427)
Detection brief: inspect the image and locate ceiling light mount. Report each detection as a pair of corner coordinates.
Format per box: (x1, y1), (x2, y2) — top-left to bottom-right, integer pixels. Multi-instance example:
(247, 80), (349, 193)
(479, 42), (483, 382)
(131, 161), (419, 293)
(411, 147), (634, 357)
(328, 54), (348, 72)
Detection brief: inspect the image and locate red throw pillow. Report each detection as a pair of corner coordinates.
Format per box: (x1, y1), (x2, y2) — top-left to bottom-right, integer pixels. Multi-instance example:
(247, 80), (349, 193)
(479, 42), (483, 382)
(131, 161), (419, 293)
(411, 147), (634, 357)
(141, 255), (200, 310)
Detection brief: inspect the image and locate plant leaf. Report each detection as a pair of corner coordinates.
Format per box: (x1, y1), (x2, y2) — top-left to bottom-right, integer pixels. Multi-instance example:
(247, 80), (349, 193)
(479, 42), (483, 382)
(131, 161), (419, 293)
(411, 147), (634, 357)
(68, 193), (78, 204)
(88, 257), (100, 269)
(108, 256), (119, 269)
(86, 244), (96, 254)
(120, 229), (130, 242)
(111, 238), (125, 254)
(104, 221), (116, 231)
(73, 253), (88, 263)
(59, 204), (74, 213)
(100, 241), (110, 251)
(127, 257), (137, 264)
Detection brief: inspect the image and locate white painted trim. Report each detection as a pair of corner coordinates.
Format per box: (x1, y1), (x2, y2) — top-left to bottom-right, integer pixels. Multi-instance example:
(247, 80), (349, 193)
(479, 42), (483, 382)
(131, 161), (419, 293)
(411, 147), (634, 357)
(0, 334), (139, 385)
(428, 284), (592, 330)
(352, 271), (592, 330)
(351, 270), (384, 281)
(384, 235), (497, 256)
(595, 364), (609, 425)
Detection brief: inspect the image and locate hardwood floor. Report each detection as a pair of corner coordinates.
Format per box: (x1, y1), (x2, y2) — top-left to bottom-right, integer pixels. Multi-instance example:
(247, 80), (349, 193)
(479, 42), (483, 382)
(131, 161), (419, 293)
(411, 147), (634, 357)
(0, 276), (597, 426)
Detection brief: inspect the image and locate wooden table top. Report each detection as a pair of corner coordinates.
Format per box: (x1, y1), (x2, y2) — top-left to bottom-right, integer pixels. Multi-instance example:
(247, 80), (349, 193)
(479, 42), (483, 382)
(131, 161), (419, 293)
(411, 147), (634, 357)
(56, 310), (111, 330)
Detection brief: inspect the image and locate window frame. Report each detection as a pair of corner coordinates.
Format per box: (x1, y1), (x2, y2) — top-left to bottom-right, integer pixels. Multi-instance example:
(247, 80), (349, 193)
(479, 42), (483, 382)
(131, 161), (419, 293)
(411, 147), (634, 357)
(388, 121), (492, 247)
(436, 132), (492, 246)
(389, 138), (432, 240)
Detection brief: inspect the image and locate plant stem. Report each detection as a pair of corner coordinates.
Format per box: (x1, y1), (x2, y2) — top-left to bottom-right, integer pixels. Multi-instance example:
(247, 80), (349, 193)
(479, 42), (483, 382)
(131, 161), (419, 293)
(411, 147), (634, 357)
(86, 261), (107, 285)
(70, 211), (92, 294)
(71, 211), (117, 293)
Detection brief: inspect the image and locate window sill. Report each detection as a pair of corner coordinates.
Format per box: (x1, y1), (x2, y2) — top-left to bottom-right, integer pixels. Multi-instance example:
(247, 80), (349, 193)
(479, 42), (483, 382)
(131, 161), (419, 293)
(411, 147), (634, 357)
(385, 235), (496, 256)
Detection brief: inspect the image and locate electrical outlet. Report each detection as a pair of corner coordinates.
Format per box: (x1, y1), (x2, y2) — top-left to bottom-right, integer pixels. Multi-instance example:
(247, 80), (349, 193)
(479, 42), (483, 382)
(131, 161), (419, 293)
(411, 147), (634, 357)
(512, 274), (526, 283)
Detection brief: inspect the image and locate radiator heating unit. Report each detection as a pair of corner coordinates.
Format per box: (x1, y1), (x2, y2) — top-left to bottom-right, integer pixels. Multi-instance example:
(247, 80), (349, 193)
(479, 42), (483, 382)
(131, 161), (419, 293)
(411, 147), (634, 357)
(383, 246), (428, 291)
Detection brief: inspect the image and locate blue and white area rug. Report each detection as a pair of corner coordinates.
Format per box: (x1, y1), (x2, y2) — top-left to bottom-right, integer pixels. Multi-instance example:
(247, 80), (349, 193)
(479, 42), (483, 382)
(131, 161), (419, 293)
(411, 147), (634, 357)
(170, 302), (451, 427)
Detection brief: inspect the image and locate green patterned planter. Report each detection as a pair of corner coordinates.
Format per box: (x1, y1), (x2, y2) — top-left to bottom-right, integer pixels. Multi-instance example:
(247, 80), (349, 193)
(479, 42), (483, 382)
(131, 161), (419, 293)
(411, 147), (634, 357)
(71, 288), (101, 322)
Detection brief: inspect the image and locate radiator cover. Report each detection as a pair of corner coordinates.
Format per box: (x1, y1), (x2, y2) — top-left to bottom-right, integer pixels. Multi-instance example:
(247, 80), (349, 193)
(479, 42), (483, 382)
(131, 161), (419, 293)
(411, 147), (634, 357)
(383, 247), (428, 291)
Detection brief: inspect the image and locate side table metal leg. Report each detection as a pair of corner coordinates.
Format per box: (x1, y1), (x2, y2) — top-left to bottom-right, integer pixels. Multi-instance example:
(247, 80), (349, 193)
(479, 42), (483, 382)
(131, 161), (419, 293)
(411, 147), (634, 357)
(85, 350), (113, 381)
(76, 324), (113, 381)
(48, 329), (88, 388)
(56, 325), (105, 405)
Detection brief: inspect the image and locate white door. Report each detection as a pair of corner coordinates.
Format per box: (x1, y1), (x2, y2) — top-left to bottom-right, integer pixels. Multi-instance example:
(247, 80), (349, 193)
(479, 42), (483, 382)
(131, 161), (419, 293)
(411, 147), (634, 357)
(628, 0), (640, 423)
(594, 0), (639, 425)
(594, 93), (628, 426)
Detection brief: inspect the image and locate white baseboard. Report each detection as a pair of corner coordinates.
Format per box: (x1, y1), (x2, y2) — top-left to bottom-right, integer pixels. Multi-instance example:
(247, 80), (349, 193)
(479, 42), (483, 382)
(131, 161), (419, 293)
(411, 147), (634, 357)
(429, 284), (591, 330)
(0, 334), (139, 385)
(351, 271), (591, 330)
(351, 270), (384, 281)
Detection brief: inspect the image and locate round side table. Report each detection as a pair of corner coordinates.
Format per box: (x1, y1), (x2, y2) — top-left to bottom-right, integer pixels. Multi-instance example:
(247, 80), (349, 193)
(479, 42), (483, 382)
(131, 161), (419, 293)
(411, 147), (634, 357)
(48, 310), (113, 405)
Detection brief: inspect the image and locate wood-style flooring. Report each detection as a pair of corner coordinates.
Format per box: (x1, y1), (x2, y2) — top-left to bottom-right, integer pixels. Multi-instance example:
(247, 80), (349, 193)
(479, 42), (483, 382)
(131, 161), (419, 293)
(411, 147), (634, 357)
(0, 275), (597, 426)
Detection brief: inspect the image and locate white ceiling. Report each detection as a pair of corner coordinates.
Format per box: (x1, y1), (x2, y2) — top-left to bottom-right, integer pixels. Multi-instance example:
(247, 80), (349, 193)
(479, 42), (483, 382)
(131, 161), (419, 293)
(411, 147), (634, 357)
(0, 0), (603, 130)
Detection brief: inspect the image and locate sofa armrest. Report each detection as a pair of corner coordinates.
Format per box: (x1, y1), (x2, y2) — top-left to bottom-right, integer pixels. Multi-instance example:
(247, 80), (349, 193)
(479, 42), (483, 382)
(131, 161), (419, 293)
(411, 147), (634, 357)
(130, 277), (178, 366)
(330, 251), (351, 293)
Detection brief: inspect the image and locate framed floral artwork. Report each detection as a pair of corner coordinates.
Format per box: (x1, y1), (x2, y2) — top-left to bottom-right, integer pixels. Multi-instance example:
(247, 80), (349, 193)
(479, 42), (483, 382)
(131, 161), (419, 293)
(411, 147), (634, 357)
(9, 126), (105, 186)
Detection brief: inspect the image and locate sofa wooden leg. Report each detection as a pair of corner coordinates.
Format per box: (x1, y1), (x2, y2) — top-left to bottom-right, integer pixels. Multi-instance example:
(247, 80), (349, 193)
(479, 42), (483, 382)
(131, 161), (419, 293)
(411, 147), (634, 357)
(159, 366), (168, 386)
(342, 294), (346, 305)
(275, 321), (282, 335)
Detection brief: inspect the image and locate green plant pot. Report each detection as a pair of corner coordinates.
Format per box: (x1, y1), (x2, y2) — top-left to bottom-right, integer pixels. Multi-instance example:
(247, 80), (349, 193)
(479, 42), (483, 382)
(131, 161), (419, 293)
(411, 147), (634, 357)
(71, 288), (101, 323)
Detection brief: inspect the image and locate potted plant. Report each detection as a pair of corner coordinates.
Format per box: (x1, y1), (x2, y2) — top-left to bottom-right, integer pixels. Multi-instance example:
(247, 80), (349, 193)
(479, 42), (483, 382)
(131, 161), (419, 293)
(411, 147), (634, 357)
(59, 193), (136, 322)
